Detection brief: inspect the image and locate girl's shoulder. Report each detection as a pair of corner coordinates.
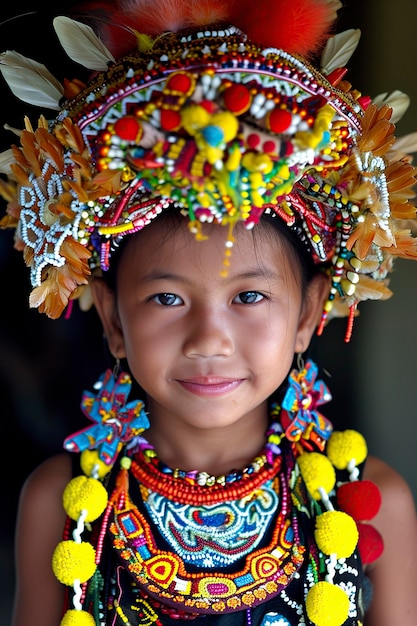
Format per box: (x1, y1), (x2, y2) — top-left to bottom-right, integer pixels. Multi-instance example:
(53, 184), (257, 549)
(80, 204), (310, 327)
(363, 454), (416, 511)
(362, 455), (417, 626)
(13, 453), (73, 626)
(20, 452), (73, 506)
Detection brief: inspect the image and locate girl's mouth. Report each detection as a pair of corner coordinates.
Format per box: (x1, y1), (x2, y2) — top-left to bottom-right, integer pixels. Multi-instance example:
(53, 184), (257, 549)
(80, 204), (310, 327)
(176, 378), (244, 397)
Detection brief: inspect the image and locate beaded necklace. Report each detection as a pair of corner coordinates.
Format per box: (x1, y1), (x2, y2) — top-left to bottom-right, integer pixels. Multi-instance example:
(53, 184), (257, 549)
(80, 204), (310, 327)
(131, 414), (283, 494)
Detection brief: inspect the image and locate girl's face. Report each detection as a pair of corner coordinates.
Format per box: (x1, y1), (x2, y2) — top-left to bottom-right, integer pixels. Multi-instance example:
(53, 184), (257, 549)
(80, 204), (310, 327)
(93, 217), (327, 434)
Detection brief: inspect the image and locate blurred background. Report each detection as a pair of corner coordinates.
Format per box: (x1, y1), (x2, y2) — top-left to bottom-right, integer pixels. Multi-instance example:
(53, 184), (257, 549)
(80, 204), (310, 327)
(1, 0), (417, 622)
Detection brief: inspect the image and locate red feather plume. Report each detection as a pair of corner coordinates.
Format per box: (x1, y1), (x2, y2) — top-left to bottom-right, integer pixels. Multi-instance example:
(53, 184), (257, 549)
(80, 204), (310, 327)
(71, 0), (338, 59)
(228, 0), (338, 57)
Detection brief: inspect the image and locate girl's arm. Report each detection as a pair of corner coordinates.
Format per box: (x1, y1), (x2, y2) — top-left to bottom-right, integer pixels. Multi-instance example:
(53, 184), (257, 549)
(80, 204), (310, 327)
(12, 453), (72, 626)
(363, 455), (417, 626)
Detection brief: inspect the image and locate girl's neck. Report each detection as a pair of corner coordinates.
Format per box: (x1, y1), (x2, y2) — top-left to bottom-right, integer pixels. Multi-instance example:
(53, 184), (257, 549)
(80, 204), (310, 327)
(144, 408), (270, 476)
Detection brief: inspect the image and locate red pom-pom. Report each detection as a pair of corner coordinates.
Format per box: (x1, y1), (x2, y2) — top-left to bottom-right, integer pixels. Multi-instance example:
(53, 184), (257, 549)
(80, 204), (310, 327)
(267, 109), (293, 133)
(166, 72), (194, 94)
(357, 522), (384, 564)
(223, 84), (251, 115)
(336, 480), (382, 521)
(114, 116), (142, 141)
(160, 109), (182, 131)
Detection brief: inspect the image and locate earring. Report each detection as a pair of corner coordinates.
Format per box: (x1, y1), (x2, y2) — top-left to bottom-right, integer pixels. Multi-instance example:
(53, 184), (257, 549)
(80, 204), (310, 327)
(296, 352), (304, 373)
(113, 357), (121, 378)
(280, 357), (333, 452)
(63, 367), (150, 466)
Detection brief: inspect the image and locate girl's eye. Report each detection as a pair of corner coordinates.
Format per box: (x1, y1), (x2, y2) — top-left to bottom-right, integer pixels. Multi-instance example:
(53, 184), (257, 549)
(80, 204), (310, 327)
(233, 291), (264, 304)
(152, 293), (183, 306)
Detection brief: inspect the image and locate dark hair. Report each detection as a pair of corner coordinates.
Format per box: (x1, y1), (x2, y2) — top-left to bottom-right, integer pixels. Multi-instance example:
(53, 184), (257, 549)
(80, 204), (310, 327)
(101, 209), (320, 294)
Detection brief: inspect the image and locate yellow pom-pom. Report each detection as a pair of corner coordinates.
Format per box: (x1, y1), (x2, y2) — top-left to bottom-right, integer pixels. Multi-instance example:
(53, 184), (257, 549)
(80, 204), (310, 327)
(326, 430), (367, 470)
(80, 449), (112, 479)
(60, 609), (96, 626)
(315, 510), (358, 558)
(297, 452), (336, 500)
(63, 475), (108, 522)
(210, 111), (239, 143)
(52, 540), (96, 585)
(306, 581), (350, 626)
(181, 104), (210, 134)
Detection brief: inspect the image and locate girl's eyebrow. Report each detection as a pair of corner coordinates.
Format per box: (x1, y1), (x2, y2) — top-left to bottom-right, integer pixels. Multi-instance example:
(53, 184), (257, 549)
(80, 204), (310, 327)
(140, 268), (283, 284)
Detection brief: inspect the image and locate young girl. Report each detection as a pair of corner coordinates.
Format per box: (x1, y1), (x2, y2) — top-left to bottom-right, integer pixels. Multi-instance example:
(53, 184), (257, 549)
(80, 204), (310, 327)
(2, 1), (417, 625)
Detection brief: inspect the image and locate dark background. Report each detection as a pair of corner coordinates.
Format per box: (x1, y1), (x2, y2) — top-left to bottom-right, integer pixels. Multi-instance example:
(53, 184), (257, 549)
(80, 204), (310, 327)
(1, 1), (417, 622)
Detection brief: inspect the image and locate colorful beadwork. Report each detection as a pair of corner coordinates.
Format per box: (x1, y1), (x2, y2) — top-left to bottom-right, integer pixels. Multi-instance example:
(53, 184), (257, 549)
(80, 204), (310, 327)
(54, 363), (370, 624)
(110, 451), (305, 614)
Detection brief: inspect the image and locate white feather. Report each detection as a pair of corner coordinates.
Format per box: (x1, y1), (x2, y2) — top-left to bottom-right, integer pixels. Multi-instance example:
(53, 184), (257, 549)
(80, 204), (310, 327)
(0, 148), (16, 176)
(392, 132), (417, 155)
(53, 16), (115, 71)
(0, 51), (63, 110)
(320, 29), (361, 75)
(373, 90), (410, 124)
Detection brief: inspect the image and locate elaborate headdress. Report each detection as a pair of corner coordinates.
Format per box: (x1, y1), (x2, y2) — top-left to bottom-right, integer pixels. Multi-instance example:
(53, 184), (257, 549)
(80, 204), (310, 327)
(1, 0), (417, 340)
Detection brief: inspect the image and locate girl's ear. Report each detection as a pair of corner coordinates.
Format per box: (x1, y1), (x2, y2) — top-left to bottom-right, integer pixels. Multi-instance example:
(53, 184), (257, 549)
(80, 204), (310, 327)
(91, 277), (127, 359)
(295, 273), (330, 354)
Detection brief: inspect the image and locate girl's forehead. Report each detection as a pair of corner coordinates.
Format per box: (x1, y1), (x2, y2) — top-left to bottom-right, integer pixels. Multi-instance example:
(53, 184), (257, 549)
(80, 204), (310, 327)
(120, 218), (294, 278)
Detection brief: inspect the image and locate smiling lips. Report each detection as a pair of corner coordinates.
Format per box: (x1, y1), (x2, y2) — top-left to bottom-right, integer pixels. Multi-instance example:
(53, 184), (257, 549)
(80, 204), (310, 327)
(176, 377), (244, 397)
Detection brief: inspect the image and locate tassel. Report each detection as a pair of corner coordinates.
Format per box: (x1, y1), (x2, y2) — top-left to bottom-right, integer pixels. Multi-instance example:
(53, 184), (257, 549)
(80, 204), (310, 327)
(0, 50), (63, 109)
(53, 16), (115, 71)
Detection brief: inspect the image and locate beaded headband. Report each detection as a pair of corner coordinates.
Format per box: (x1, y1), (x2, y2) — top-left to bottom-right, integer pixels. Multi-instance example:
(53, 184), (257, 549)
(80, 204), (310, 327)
(1, 0), (417, 340)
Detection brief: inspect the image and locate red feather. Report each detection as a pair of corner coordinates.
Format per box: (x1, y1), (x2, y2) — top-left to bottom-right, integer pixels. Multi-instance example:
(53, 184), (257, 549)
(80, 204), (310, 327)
(228, 0), (338, 57)
(72, 0), (338, 59)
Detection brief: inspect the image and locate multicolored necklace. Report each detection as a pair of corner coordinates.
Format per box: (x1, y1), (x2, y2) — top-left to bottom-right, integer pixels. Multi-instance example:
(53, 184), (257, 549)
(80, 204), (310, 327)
(109, 443), (305, 615)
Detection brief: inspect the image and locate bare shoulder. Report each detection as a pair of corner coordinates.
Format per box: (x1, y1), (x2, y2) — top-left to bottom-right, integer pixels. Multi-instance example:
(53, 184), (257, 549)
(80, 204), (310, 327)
(20, 452), (73, 503)
(364, 455), (416, 503)
(362, 455), (417, 626)
(12, 453), (74, 626)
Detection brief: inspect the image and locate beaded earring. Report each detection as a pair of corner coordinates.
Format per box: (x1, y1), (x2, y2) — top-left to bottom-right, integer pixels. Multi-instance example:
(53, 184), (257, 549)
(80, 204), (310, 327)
(52, 369), (149, 625)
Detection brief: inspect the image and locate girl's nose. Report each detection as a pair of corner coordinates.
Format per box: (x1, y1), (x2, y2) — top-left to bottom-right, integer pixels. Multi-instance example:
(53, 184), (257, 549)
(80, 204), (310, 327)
(182, 307), (234, 358)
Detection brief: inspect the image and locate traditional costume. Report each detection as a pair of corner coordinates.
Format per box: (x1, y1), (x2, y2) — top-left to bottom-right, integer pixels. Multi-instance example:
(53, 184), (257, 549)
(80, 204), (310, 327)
(1, 1), (417, 624)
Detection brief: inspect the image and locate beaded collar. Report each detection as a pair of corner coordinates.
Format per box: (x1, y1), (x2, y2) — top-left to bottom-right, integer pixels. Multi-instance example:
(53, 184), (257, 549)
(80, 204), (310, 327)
(110, 439), (306, 615)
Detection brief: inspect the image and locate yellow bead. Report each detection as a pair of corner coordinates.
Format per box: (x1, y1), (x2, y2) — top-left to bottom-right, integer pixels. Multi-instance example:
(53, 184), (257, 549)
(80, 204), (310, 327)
(306, 581), (350, 626)
(315, 510), (358, 558)
(52, 540), (96, 585)
(326, 430), (367, 470)
(60, 609), (96, 626)
(63, 475), (108, 522)
(297, 452), (336, 500)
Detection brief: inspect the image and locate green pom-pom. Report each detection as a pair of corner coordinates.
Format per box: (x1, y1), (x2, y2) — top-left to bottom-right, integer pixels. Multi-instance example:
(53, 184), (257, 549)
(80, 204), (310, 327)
(306, 581), (350, 626)
(63, 475), (108, 522)
(315, 510), (358, 558)
(60, 609), (96, 626)
(326, 430), (367, 470)
(52, 540), (96, 585)
(297, 452), (336, 500)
